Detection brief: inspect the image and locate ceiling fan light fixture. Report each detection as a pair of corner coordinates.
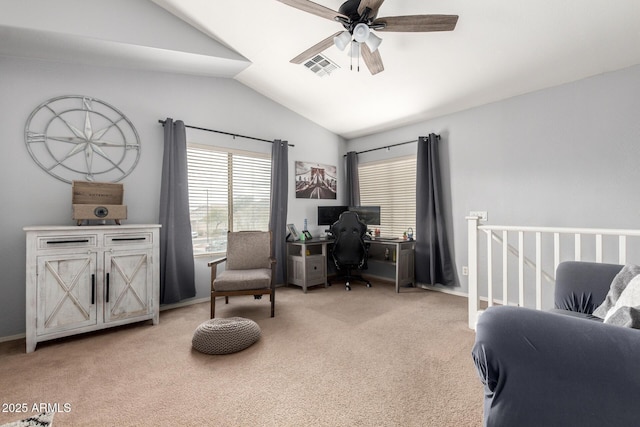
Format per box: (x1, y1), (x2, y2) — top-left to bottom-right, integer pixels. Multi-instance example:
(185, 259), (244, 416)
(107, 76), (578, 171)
(352, 23), (370, 43)
(364, 32), (382, 52)
(333, 31), (352, 51)
(280, 0), (459, 76)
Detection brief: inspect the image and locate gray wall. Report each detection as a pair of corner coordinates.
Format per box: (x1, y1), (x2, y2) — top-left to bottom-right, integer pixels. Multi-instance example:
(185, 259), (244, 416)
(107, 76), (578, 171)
(3, 50), (639, 339)
(0, 55), (344, 338)
(347, 64), (640, 297)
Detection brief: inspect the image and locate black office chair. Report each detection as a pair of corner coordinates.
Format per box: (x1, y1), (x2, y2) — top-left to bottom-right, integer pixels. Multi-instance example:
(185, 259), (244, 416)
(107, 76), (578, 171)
(329, 211), (372, 291)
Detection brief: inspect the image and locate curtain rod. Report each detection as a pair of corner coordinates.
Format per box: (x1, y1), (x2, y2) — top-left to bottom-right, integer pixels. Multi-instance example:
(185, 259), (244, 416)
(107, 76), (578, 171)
(345, 134), (439, 156)
(158, 120), (294, 147)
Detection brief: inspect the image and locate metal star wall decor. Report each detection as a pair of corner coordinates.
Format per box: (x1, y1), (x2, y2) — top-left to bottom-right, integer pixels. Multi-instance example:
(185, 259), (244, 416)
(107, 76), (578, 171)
(25, 95), (141, 183)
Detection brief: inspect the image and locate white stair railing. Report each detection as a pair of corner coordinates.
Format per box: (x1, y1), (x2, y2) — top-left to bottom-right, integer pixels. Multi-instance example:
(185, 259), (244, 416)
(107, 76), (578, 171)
(467, 216), (640, 329)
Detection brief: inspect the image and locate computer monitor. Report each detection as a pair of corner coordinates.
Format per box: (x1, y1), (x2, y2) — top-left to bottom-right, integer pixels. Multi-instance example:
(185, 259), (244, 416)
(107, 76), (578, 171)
(317, 205), (348, 226)
(349, 206), (381, 226)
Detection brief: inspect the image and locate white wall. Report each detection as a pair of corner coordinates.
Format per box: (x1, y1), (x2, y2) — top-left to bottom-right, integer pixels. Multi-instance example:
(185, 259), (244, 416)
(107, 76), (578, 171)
(348, 64), (640, 296)
(0, 55), (344, 338)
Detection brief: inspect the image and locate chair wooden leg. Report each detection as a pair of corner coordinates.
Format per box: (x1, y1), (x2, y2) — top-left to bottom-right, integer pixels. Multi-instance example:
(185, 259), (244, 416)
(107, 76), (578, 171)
(225, 296), (229, 304)
(210, 294), (216, 319)
(270, 290), (275, 317)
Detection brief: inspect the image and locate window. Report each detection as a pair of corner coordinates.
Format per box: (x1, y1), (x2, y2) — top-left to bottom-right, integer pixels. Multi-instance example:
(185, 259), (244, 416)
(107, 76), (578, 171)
(358, 156), (416, 238)
(187, 143), (271, 255)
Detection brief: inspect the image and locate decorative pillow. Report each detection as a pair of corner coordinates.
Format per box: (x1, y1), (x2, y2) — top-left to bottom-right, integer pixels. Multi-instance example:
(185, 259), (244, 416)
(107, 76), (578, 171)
(603, 274), (640, 328)
(605, 306), (640, 328)
(592, 264), (640, 319)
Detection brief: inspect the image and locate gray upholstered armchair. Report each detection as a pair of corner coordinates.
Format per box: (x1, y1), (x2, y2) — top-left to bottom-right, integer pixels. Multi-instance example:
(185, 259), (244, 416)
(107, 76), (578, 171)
(208, 231), (276, 318)
(472, 261), (640, 426)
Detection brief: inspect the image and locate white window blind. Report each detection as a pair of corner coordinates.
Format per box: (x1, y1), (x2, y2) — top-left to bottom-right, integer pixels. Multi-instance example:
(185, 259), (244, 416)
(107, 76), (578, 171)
(231, 154), (271, 231)
(358, 156), (416, 238)
(187, 143), (271, 255)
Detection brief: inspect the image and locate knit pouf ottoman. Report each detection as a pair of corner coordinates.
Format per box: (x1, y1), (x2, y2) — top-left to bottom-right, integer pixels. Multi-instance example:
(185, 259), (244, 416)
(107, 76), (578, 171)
(192, 317), (261, 355)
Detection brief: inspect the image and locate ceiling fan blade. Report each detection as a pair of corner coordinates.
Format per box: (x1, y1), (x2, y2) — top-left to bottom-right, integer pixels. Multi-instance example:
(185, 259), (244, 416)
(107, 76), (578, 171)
(358, 0), (385, 18)
(373, 15), (458, 32)
(290, 31), (343, 64)
(276, 0), (347, 21)
(361, 43), (384, 75)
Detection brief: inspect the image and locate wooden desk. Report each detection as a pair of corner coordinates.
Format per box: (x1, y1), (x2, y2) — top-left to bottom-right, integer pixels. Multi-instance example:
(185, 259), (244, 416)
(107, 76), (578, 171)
(366, 238), (416, 293)
(286, 238), (415, 293)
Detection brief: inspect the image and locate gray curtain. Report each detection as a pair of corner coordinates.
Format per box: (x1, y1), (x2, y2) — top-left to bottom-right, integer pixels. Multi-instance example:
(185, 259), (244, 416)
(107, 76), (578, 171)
(415, 134), (455, 286)
(159, 118), (196, 304)
(269, 139), (289, 285)
(346, 151), (360, 206)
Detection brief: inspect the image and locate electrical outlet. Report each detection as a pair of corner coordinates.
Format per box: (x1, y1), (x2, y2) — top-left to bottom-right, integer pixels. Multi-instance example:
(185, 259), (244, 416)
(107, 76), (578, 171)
(469, 211), (488, 221)
(462, 266), (469, 276)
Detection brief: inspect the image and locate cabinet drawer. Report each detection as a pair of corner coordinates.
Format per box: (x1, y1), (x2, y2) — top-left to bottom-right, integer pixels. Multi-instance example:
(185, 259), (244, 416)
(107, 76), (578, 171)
(105, 232), (152, 246)
(306, 256), (325, 281)
(37, 235), (97, 249)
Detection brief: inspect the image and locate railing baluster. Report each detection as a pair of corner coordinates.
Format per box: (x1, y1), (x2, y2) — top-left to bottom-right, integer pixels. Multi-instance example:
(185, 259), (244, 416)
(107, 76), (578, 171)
(619, 235), (627, 264)
(553, 232), (560, 279)
(486, 230), (493, 307)
(596, 234), (603, 262)
(518, 231), (524, 307)
(535, 232), (542, 310)
(574, 234), (581, 261)
(503, 230), (508, 306)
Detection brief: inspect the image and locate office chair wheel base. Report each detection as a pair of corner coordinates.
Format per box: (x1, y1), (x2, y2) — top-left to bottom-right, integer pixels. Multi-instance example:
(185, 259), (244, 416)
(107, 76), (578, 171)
(346, 284), (352, 291)
(254, 295), (262, 300)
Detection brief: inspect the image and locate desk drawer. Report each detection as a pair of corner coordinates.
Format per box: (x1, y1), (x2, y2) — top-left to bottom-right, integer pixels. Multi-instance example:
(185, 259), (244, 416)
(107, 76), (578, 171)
(306, 256), (325, 282)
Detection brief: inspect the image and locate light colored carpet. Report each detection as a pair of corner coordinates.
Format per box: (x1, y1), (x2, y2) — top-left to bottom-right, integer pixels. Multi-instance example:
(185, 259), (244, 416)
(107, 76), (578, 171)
(0, 281), (483, 426)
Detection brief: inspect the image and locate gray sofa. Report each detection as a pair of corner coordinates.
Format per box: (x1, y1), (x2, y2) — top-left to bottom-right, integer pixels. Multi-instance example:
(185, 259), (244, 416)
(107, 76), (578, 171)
(472, 261), (640, 427)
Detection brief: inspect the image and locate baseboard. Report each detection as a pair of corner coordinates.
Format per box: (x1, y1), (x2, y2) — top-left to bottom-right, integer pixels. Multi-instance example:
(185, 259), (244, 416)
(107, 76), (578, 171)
(160, 296), (210, 311)
(417, 283), (470, 298)
(417, 283), (498, 305)
(0, 332), (26, 343)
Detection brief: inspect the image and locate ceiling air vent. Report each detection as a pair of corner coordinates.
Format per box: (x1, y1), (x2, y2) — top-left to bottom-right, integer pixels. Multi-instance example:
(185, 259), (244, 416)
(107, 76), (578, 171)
(303, 54), (339, 77)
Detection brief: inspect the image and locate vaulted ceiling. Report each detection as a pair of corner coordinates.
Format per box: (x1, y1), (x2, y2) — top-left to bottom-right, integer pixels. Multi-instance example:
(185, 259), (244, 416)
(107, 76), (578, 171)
(3, 0), (640, 139)
(150, 0), (640, 139)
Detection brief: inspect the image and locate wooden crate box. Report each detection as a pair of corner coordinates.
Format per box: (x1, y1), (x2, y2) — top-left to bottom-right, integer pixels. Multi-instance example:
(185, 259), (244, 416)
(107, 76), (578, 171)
(72, 181), (127, 225)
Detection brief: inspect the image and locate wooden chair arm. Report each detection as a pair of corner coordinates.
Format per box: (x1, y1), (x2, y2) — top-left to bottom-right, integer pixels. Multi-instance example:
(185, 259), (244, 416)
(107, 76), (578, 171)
(207, 257), (227, 267)
(208, 257), (227, 290)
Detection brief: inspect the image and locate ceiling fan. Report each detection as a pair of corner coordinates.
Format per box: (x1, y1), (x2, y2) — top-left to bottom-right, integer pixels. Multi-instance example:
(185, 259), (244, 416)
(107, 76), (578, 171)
(277, 0), (458, 75)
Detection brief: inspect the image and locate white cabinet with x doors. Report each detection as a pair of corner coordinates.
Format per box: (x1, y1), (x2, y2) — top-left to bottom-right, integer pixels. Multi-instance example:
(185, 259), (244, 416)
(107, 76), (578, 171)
(24, 224), (160, 352)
